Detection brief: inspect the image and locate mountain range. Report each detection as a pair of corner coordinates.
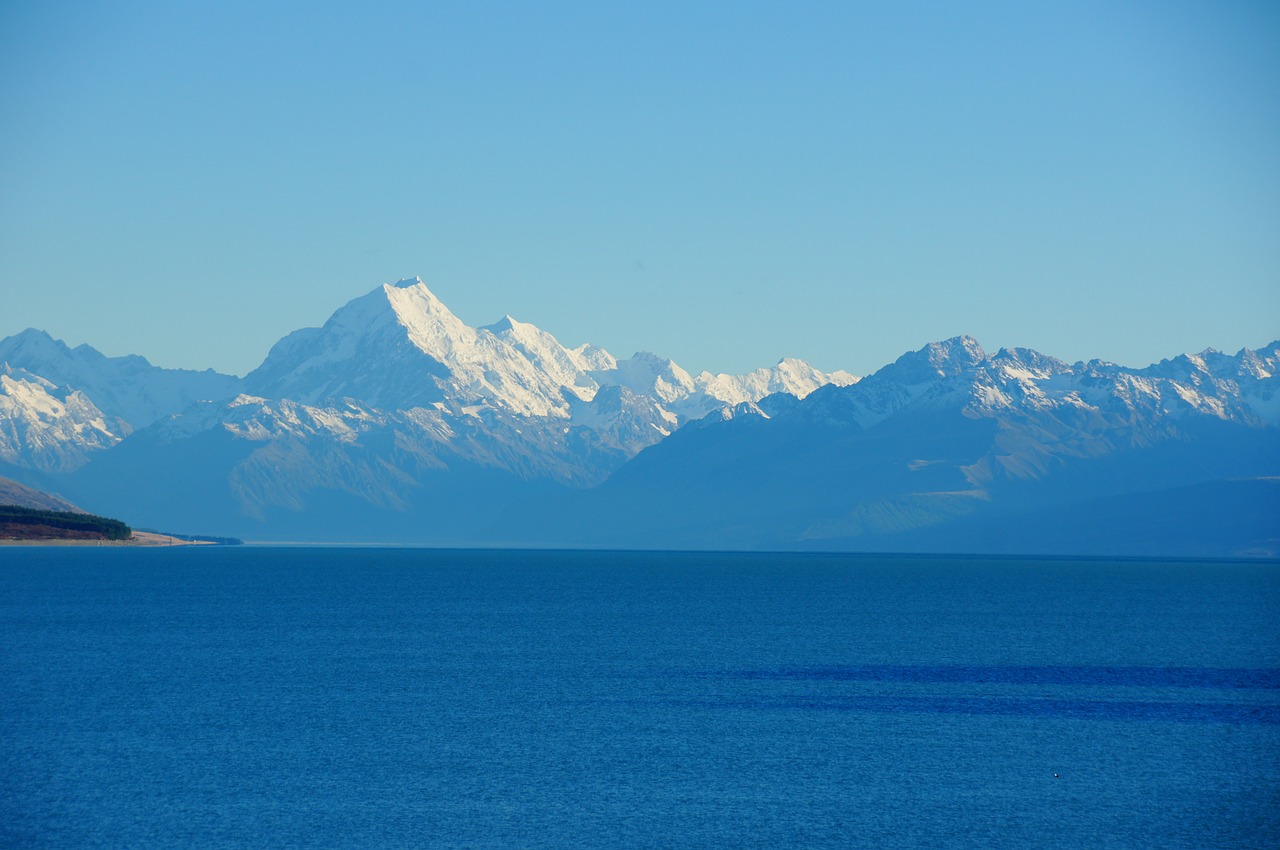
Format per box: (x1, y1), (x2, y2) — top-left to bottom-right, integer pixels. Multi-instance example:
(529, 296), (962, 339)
(2, 276), (1276, 556)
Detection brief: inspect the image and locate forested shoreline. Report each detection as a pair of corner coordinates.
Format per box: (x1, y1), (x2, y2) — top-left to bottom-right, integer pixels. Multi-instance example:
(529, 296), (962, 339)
(0, 506), (131, 541)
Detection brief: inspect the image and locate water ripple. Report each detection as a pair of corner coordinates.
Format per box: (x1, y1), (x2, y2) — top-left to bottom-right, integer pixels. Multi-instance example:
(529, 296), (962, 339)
(705, 664), (1280, 690)
(623, 693), (1280, 724)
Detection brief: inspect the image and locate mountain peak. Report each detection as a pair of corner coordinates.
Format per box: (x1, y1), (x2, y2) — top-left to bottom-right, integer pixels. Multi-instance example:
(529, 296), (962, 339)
(991, 347), (1070, 379)
(483, 314), (528, 335)
(933, 335), (986, 361)
(248, 277), (584, 417)
(11, 327), (57, 343)
(0, 327), (74, 359)
(381, 278), (463, 325)
(874, 335), (987, 385)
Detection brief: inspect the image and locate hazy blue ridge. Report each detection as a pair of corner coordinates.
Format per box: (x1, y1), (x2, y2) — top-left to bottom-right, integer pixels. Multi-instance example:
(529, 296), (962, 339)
(2, 296), (1276, 553)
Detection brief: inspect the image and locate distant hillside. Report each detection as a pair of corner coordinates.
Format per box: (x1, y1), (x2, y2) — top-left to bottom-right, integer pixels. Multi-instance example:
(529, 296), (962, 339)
(0, 476), (81, 512)
(502, 338), (1280, 556)
(800, 478), (1280, 560)
(0, 477), (133, 541)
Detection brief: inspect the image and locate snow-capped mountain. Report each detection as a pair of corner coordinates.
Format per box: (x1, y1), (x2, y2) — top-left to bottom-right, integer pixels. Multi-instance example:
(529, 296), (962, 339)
(1, 277), (853, 479)
(482, 314), (605, 400)
(5, 274), (1273, 554)
(0, 329), (241, 476)
(769, 335), (1279, 439)
(0, 365), (124, 472)
(0, 328), (241, 429)
(695, 358), (859, 408)
(517, 336), (1280, 554)
(588, 351), (858, 421)
(244, 279), (578, 417)
(0, 274), (859, 536)
(243, 276), (852, 427)
(594, 352), (698, 409)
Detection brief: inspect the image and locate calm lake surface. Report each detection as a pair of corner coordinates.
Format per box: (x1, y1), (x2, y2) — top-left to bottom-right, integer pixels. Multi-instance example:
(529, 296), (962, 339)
(2, 547), (1278, 848)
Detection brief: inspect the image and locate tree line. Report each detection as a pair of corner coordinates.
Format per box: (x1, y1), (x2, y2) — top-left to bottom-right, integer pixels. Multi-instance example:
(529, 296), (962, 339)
(0, 506), (132, 540)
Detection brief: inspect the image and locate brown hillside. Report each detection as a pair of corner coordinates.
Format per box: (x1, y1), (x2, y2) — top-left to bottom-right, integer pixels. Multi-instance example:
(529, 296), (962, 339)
(0, 477), (82, 512)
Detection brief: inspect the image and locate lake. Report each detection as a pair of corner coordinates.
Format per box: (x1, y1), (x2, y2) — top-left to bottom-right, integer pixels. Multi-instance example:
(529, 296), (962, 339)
(2, 547), (1277, 848)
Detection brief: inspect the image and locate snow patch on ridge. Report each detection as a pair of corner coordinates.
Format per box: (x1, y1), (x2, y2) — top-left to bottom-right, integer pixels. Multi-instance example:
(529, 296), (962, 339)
(0, 365), (124, 471)
(2, 274), (866, 476)
(243, 276), (862, 436)
(696, 357), (859, 408)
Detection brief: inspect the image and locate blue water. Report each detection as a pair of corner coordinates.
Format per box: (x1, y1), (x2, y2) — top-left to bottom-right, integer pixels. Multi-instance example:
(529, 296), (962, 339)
(2, 548), (1278, 848)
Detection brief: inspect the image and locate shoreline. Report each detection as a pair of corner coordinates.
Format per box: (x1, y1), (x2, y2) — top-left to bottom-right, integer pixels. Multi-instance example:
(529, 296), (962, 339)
(0, 531), (215, 547)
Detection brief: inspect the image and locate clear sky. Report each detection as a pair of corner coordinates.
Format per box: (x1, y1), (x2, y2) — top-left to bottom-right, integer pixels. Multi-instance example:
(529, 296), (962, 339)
(1, 1), (1277, 378)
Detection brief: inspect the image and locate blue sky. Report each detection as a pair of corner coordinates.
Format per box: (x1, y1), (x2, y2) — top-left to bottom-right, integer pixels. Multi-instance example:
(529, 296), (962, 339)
(1, 1), (1277, 377)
